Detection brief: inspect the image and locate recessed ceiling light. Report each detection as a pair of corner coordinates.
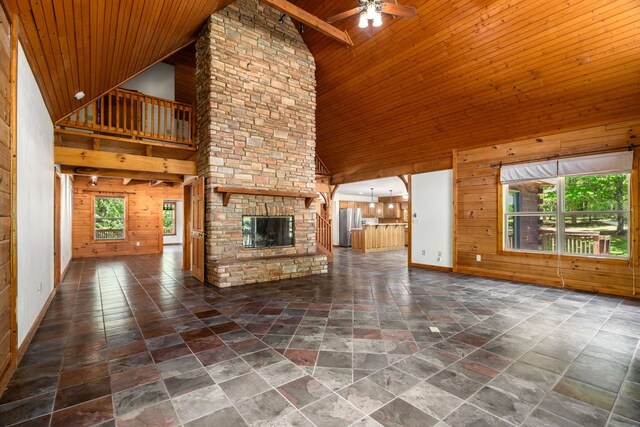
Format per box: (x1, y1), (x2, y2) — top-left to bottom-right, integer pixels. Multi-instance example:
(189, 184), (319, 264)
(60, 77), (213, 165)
(74, 91), (85, 100)
(358, 191), (363, 195)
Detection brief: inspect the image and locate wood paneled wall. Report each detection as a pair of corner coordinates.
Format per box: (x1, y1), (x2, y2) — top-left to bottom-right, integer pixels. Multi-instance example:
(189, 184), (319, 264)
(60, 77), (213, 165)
(454, 120), (639, 297)
(0, 4), (15, 394)
(291, 0), (640, 184)
(72, 177), (182, 258)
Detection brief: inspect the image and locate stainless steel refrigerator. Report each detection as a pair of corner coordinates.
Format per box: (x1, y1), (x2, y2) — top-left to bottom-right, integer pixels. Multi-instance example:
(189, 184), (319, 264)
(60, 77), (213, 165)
(338, 208), (362, 247)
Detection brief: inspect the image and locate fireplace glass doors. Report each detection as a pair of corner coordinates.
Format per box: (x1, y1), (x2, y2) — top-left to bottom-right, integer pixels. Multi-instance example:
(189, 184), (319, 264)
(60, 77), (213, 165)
(242, 215), (294, 248)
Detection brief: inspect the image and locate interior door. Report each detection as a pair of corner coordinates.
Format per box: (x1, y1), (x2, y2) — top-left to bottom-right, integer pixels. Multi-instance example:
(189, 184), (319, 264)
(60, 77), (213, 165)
(191, 176), (205, 282)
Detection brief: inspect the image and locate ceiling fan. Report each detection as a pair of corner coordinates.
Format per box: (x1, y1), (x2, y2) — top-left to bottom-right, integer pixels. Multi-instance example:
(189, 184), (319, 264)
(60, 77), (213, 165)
(327, 0), (417, 29)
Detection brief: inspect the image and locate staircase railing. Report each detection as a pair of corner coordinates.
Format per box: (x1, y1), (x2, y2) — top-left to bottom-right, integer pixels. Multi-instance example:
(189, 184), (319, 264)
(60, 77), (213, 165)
(58, 88), (194, 147)
(315, 213), (332, 256)
(315, 154), (331, 175)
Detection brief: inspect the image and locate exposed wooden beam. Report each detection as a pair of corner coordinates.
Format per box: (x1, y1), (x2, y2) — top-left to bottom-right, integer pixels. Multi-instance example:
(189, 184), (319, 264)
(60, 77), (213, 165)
(397, 175), (409, 192)
(60, 166), (184, 183)
(150, 180), (163, 187)
(330, 184), (341, 200)
(54, 147), (197, 175)
(260, 0), (353, 46)
(55, 129), (197, 152)
(330, 155), (453, 185)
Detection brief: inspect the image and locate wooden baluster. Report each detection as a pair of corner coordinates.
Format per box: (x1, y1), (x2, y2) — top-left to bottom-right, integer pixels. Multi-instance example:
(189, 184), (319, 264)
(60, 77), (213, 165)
(176, 105), (184, 142)
(151, 97), (155, 139)
(116, 91), (121, 133)
(169, 102), (174, 141)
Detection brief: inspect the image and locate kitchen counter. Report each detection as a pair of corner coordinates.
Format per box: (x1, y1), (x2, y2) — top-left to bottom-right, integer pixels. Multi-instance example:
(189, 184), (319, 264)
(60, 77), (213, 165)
(352, 223), (407, 253)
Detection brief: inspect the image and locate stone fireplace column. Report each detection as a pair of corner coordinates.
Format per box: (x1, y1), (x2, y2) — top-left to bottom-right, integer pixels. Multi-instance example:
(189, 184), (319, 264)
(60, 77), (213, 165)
(195, 0), (327, 287)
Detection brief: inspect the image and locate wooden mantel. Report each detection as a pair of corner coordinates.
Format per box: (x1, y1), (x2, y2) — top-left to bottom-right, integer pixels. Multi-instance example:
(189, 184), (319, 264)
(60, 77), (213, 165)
(214, 187), (318, 208)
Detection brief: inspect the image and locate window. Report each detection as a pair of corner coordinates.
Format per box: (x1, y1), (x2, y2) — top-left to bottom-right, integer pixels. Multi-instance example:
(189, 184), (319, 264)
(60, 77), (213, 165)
(163, 202), (176, 235)
(502, 152), (632, 258)
(94, 196), (126, 240)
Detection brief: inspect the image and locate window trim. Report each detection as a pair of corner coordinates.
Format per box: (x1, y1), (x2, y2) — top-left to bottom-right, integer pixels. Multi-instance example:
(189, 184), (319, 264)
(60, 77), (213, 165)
(500, 173), (631, 260)
(92, 195), (128, 242)
(163, 201), (177, 236)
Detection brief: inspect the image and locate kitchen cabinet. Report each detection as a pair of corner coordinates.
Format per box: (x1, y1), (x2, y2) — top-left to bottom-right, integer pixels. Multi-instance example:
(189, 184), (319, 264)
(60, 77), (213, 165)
(383, 203), (401, 219)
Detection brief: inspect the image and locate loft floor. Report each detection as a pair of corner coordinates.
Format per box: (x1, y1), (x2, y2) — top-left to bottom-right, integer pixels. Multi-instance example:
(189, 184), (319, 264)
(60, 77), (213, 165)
(0, 247), (639, 426)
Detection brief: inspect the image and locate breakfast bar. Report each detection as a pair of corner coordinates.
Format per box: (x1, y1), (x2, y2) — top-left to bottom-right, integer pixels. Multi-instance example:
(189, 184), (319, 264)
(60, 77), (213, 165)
(351, 223), (407, 253)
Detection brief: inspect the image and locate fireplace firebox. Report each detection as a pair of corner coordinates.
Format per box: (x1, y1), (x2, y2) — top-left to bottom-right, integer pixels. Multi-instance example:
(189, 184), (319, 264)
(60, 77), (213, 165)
(242, 215), (294, 248)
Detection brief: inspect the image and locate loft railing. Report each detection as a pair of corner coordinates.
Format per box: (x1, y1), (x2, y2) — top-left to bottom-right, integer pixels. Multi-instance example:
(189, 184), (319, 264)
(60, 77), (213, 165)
(315, 155), (331, 175)
(316, 213), (332, 255)
(58, 88), (194, 147)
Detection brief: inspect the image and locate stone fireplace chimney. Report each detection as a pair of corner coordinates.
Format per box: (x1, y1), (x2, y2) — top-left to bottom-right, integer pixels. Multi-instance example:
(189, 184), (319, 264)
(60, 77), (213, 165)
(195, 0), (327, 287)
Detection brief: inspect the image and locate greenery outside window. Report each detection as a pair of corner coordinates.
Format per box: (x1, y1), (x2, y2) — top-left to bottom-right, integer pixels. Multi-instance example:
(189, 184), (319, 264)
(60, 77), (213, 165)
(94, 196), (126, 240)
(504, 172), (630, 258)
(163, 202), (177, 236)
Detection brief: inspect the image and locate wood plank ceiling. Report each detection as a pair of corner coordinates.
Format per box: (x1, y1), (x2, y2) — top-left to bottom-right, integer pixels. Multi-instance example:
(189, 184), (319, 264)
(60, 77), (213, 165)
(4, 0), (233, 122)
(5, 0), (640, 183)
(291, 0), (640, 182)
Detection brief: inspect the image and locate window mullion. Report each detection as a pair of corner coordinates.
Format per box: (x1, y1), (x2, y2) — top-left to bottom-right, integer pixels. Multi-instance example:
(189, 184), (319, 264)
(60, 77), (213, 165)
(557, 177), (564, 255)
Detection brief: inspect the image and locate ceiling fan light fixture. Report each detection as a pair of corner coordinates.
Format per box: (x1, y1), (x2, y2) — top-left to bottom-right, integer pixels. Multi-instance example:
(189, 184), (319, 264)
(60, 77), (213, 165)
(372, 12), (383, 27)
(358, 12), (368, 28)
(366, 3), (377, 20)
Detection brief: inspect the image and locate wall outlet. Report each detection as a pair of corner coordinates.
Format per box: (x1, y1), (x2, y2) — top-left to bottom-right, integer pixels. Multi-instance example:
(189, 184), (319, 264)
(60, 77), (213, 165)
(476, 254), (482, 262)
(136, 241), (140, 246)
(421, 250), (426, 255)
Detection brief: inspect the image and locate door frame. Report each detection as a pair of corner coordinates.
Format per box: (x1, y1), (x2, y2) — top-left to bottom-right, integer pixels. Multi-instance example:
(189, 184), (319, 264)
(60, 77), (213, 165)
(182, 182), (192, 270)
(54, 169), (61, 286)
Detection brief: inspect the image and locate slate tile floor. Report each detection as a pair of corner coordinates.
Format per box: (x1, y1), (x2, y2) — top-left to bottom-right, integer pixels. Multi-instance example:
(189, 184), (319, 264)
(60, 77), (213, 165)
(2, 247), (640, 426)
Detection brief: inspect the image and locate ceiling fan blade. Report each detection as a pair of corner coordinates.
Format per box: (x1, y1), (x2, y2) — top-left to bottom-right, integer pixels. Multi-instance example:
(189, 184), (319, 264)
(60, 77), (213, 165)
(326, 7), (361, 24)
(381, 3), (417, 18)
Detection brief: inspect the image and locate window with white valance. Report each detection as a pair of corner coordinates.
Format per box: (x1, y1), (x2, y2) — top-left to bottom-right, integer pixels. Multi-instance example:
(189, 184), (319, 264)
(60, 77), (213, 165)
(501, 151), (632, 258)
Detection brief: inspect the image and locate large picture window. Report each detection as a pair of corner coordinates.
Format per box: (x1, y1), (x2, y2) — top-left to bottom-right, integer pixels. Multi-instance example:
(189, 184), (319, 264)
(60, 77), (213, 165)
(163, 202), (177, 236)
(94, 196), (126, 240)
(502, 152), (632, 258)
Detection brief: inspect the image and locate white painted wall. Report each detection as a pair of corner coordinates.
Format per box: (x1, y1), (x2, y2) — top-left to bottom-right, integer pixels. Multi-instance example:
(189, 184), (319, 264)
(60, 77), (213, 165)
(411, 170), (453, 268)
(60, 174), (73, 273)
(120, 62), (175, 101)
(17, 43), (54, 346)
(163, 200), (184, 245)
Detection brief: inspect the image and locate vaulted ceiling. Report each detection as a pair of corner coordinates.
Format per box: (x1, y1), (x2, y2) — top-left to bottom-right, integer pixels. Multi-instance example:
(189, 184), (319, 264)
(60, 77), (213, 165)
(4, 0), (233, 121)
(292, 0), (640, 182)
(5, 0), (640, 183)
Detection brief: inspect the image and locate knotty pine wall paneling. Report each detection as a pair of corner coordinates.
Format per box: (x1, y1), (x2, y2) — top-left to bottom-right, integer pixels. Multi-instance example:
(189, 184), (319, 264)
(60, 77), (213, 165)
(454, 120), (640, 297)
(72, 177), (182, 258)
(0, 4), (15, 395)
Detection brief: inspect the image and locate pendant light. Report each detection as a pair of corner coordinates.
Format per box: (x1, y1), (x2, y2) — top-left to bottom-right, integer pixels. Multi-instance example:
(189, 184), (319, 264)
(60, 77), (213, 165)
(388, 190), (394, 208)
(369, 188), (375, 208)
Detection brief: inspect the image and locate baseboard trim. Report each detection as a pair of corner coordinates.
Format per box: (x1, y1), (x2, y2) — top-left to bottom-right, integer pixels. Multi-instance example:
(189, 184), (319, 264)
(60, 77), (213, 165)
(409, 262), (453, 272)
(59, 260), (71, 284)
(17, 286), (57, 363)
